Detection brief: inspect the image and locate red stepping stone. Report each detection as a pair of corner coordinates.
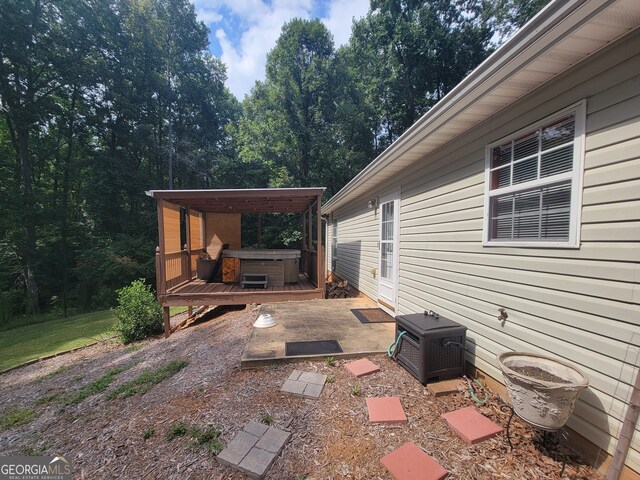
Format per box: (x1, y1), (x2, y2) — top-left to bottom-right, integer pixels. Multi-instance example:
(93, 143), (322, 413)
(344, 358), (381, 377)
(366, 397), (407, 424)
(441, 406), (502, 444)
(381, 442), (448, 480)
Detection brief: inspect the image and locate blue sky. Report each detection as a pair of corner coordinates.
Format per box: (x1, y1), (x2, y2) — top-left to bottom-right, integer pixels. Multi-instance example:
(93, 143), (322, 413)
(190, 0), (370, 99)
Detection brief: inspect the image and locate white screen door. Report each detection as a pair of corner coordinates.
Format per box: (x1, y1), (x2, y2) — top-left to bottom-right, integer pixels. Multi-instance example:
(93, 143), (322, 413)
(378, 194), (399, 314)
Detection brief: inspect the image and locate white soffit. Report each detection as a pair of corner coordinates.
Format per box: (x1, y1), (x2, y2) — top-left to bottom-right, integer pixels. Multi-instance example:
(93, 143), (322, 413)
(323, 0), (640, 213)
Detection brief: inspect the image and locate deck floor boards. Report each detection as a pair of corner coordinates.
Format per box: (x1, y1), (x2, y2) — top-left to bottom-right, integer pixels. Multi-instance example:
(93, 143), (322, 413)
(170, 274), (315, 295)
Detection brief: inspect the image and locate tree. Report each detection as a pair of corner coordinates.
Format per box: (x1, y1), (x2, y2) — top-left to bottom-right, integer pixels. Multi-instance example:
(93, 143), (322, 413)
(0, 0), (107, 312)
(490, 0), (550, 37)
(0, 0), (240, 317)
(346, 0), (494, 151)
(237, 19), (373, 195)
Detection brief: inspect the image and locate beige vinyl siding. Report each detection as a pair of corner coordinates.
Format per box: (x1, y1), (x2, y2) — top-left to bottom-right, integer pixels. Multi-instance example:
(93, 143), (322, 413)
(331, 30), (640, 472)
(331, 200), (379, 300)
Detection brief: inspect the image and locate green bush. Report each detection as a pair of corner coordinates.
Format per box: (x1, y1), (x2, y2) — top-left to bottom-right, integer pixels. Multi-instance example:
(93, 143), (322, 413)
(113, 280), (162, 343)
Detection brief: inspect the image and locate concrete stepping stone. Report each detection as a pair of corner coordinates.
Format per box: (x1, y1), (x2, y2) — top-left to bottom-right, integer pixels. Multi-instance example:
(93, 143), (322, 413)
(381, 442), (448, 480)
(217, 421), (291, 479)
(427, 378), (464, 397)
(441, 406), (502, 444)
(280, 369), (326, 399)
(366, 397), (407, 424)
(344, 358), (381, 377)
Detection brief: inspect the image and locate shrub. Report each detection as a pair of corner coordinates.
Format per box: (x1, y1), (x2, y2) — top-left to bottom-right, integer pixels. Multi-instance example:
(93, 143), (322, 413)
(113, 280), (163, 343)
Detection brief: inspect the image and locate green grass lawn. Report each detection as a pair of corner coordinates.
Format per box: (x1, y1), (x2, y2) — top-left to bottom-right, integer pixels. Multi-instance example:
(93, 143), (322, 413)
(170, 306), (188, 316)
(0, 310), (116, 372)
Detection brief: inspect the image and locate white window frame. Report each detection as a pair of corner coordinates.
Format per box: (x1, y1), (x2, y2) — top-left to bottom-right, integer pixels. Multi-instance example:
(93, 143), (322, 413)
(482, 100), (586, 248)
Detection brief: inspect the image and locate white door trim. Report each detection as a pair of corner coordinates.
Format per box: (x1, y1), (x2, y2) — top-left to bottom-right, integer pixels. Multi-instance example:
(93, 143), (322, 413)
(377, 191), (400, 316)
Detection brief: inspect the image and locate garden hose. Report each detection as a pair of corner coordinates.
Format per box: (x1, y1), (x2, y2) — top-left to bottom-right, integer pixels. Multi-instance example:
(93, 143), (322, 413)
(465, 375), (489, 405)
(387, 330), (407, 358)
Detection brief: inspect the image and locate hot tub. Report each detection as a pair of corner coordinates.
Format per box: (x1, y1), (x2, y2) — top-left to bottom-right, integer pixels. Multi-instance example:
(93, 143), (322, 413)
(222, 249), (301, 285)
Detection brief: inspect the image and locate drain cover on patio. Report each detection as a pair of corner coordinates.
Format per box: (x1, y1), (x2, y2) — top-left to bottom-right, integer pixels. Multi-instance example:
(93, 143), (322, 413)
(285, 340), (343, 356)
(351, 308), (395, 324)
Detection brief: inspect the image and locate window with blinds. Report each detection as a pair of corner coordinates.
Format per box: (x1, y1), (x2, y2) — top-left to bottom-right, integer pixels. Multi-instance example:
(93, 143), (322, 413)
(483, 102), (585, 247)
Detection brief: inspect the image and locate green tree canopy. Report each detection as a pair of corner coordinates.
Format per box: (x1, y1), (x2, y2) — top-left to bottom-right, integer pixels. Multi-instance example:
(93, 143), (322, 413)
(346, 0), (495, 151)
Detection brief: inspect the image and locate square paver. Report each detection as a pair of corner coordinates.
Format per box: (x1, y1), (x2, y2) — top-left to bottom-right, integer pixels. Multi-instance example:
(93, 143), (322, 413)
(441, 407), (502, 444)
(244, 421), (269, 437)
(381, 442), (448, 480)
(298, 371), (327, 385)
(303, 382), (324, 399)
(281, 371), (326, 399)
(281, 379), (307, 395)
(237, 447), (276, 479)
(427, 378), (464, 397)
(217, 430), (259, 466)
(366, 397), (407, 424)
(255, 427), (292, 453)
(344, 358), (381, 377)
(218, 422), (291, 479)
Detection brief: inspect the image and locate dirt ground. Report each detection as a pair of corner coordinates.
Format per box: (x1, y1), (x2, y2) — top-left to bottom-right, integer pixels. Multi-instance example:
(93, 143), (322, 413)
(0, 305), (602, 479)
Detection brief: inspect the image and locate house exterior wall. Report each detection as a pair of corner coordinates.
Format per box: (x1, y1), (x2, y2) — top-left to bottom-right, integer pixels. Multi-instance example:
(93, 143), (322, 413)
(329, 30), (640, 472)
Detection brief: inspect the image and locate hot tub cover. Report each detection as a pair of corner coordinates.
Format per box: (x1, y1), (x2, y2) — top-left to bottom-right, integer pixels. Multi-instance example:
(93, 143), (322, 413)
(222, 249), (301, 260)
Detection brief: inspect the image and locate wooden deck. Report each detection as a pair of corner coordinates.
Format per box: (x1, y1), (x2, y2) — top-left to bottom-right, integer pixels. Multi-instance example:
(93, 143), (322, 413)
(160, 274), (323, 306)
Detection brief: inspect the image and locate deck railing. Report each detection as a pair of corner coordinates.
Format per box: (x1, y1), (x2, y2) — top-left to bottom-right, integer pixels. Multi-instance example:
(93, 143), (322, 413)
(302, 245), (324, 289)
(156, 246), (203, 295)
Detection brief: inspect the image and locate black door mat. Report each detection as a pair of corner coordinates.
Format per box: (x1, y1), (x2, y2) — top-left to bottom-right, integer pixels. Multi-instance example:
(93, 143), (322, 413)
(351, 308), (395, 324)
(285, 340), (343, 356)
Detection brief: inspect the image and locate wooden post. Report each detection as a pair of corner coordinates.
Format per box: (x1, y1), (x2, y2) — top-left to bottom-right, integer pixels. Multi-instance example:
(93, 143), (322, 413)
(156, 200), (166, 297)
(257, 213), (262, 248)
(163, 306), (170, 338)
(188, 306), (193, 316)
(182, 244), (189, 283)
(155, 247), (162, 294)
(308, 206), (313, 251)
(301, 212), (306, 276)
(316, 195), (324, 294)
(302, 211), (306, 250)
(185, 207), (192, 279)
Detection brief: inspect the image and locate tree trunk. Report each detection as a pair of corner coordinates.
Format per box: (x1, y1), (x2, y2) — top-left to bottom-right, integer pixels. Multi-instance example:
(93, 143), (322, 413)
(16, 123), (39, 313)
(60, 86), (79, 317)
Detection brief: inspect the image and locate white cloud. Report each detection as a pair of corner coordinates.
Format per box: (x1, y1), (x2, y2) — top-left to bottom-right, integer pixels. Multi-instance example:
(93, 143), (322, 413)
(195, 8), (222, 24)
(192, 0), (369, 99)
(321, 0), (369, 46)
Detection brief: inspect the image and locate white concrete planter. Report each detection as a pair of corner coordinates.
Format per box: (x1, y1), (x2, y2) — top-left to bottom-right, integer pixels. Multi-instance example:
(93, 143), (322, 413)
(497, 352), (589, 431)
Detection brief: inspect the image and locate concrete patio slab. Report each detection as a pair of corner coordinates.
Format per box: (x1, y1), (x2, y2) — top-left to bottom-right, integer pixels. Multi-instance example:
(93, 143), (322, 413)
(241, 298), (396, 368)
(218, 421), (291, 479)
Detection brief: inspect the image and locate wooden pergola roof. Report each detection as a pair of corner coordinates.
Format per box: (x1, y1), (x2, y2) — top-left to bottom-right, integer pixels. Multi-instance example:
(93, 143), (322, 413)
(146, 188), (325, 213)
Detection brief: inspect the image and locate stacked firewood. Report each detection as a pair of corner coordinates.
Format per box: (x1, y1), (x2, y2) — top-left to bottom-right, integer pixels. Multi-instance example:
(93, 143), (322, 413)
(325, 280), (352, 299)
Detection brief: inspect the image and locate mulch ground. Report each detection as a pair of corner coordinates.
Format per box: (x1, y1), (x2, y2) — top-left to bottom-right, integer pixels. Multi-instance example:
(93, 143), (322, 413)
(0, 305), (602, 479)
